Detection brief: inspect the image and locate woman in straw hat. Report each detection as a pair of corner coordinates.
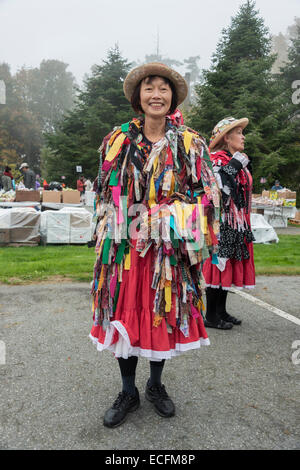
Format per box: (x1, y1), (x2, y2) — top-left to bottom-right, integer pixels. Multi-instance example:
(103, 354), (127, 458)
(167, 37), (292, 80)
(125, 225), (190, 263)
(202, 117), (256, 330)
(89, 62), (220, 427)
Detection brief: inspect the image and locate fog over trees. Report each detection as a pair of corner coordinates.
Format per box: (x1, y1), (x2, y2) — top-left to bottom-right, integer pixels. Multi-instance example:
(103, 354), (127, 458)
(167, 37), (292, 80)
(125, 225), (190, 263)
(0, 1), (299, 198)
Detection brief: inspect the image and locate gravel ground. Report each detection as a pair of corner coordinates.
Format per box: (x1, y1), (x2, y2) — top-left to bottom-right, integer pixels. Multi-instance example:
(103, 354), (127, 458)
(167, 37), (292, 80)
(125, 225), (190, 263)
(275, 226), (300, 235)
(0, 278), (299, 450)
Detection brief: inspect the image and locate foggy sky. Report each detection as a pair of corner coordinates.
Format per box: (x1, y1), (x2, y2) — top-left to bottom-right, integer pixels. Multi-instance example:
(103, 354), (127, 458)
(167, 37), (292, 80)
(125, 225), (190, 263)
(0, 0), (299, 84)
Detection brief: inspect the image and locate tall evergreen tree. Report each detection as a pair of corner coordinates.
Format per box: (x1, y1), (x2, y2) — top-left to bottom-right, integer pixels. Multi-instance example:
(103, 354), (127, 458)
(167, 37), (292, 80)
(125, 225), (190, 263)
(263, 26), (300, 199)
(0, 63), (42, 171)
(14, 60), (76, 133)
(187, 0), (278, 191)
(45, 46), (133, 186)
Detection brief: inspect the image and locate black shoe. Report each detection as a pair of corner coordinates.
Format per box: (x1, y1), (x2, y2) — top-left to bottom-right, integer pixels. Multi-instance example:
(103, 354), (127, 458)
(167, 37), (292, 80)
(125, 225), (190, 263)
(220, 312), (242, 325)
(103, 388), (140, 428)
(204, 318), (233, 330)
(145, 380), (175, 418)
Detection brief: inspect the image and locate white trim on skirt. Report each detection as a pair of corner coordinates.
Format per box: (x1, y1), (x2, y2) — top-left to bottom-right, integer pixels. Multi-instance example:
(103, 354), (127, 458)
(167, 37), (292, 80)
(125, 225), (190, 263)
(89, 320), (210, 361)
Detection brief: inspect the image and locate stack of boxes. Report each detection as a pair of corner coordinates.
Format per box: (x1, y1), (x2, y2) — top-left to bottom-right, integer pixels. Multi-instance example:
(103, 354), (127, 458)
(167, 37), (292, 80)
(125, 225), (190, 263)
(43, 210), (70, 244)
(41, 208), (93, 244)
(261, 189), (297, 206)
(0, 208), (41, 245)
(67, 208), (93, 243)
(42, 190), (81, 204)
(0, 210), (10, 244)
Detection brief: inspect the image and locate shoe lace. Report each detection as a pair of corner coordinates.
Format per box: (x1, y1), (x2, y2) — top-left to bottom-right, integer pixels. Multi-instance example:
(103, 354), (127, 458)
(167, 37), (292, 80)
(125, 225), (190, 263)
(112, 392), (128, 409)
(152, 384), (169, 401)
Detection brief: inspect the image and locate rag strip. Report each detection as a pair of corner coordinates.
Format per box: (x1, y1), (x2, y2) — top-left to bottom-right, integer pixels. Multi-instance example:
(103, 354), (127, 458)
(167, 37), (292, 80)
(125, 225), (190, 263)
(91, 117), (221, 336)
(210, 150), (255, 264)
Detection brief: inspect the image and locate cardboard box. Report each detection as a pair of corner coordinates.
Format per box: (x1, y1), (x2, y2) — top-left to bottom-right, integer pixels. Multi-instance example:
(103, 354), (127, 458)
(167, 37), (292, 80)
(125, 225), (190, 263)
(62, 190), (81, 204)
(283, 199), (296, 207)
(9, 227), (40, 244)
(10, 210), (40, 228)
(0, 229), (10, 244)
(269, 190), (278, 200)
(42, 191), (62, 203)
(85, 191), (96, 206)
(70, 212), (92, 228)
(70, 227), (92, 244)
(15, 190), (41, 202)
(0, 210), (11, 228)
(277, 190), (297, 200)
(252, 208), (265, 215)
(46, 211), (70, 228)
(262, 190), (270, 198)
(46, 227), (70, 244)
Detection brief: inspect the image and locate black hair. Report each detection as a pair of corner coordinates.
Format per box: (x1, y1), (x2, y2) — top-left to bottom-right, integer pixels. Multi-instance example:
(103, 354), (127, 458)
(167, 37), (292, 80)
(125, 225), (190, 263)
(131, 75), (178, 115)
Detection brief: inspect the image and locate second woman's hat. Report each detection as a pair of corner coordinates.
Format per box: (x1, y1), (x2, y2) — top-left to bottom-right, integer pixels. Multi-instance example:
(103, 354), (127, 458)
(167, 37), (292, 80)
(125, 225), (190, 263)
(209, 116), (249, 150)
(123, 62), (188, 105)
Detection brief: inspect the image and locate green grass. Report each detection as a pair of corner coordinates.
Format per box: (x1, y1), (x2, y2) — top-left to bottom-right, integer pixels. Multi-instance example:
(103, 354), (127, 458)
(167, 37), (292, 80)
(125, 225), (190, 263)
(253, 235), (300, 275)
(0, 235), (299, 284)
(0, 245), (96, 284)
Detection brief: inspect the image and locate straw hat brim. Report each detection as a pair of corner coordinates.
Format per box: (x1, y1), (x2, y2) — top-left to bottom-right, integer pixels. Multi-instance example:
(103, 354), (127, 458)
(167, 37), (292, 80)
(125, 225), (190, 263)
(210, 118), (249, 150)
(123, 62), (188, 106)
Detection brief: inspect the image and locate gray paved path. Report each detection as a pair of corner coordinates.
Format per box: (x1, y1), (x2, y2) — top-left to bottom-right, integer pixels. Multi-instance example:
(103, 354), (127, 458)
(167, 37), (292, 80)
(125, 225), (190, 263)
(0, 278), (299, 450)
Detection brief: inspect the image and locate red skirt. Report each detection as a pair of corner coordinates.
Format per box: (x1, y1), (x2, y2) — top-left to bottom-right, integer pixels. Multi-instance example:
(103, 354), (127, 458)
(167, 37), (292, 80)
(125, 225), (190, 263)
(202, 242), (255, 290)
(90, 243), (209, 361)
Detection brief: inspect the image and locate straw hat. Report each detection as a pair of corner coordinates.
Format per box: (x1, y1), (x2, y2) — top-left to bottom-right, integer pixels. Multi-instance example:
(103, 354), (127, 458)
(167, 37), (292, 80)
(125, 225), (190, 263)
(123, 62), (188, 105)
(209, 117), (249, 150)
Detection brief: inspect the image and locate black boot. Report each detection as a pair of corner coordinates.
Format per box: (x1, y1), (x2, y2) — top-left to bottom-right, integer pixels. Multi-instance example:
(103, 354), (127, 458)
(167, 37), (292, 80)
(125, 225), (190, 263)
(103, 388), (140, 428)
(204, 287), (233, 330)
(217, 289), (242, 325)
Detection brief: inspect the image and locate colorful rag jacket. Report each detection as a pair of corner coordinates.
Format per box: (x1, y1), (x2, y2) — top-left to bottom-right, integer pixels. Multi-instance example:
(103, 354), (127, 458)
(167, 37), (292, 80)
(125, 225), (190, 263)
(91, 117), (220, 330)
(210, 150), (255, 262)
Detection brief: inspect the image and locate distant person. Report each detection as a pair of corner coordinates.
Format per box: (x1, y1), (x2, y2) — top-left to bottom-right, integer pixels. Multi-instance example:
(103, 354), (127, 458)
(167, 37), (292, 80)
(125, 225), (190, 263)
(77, 174), (85, 193)
(202, 116), (256, 329)
(84, 177), (93, 192)
(4, 166), (13, 180)
(77, 175), (85, 200)
(19, 163), (36, 190)
(271, 180), (283, 191)
(1, 172), (13, 191)
(35, 174), (41, 190)
(0, 170), (3, 190)
(4, 166), (15, 190)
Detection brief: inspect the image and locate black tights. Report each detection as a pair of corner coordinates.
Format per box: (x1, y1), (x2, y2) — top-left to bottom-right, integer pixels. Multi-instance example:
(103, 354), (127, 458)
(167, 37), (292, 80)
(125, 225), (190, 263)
(205, 287), (228, 322)
(117, 357), (165, 396)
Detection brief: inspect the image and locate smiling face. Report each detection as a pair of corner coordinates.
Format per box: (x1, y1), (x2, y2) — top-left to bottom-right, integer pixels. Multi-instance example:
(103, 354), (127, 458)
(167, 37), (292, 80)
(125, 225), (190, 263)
(224, 126), (245, 153)
(139, 76), (173, 119)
